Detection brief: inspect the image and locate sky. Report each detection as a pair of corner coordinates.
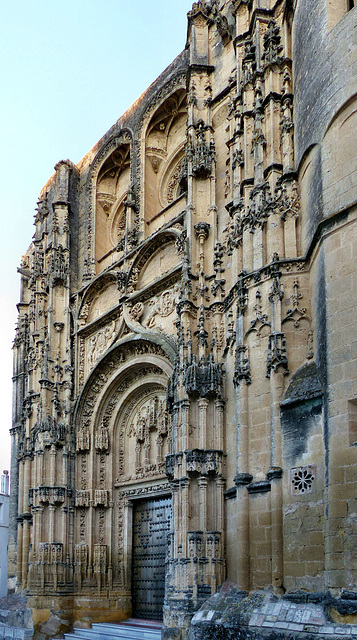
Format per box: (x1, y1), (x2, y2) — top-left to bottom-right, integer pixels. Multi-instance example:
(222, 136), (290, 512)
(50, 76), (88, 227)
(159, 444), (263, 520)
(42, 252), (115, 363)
(0, 0), (193, 482)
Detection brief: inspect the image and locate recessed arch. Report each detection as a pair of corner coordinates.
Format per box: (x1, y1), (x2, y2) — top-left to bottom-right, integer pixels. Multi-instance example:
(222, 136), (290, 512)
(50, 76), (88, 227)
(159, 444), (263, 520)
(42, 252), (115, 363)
(84, 129), (134, 278)
(126, 228), (182, 293)
(143, 87), (187, 224)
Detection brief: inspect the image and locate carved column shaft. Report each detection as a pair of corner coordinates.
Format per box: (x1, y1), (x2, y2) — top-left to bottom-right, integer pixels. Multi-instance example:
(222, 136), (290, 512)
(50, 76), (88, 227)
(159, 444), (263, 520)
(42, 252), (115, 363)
(252, 226), (264, 271)
(198, 477), (208, 532)
(21, 519), (31, 588)
(214, 399), (224, 451)
(23, 457), (31, 515)
(267, 215), (284, 263)
(269, 369), (284, 593)
(181, 400), (190, 452)
(243, 226), (253, 272)
(17, 521), (23, 586)
(284, 215), (298, 258)
(198, 398), (209, 449)
(50, 445), (56, 485)
(48, 505), (56, 543)
(18, 459), (24, 515)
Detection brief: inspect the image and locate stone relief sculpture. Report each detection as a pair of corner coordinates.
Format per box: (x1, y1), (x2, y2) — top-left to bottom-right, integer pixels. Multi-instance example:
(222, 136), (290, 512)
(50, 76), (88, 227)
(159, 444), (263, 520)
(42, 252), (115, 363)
(145, 283), (181, 330)
(87, 320), (116, 370)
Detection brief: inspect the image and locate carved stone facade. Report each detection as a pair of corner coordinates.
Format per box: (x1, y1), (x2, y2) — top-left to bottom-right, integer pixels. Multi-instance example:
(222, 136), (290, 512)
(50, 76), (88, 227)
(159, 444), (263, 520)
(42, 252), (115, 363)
(9, 1), (357, 639)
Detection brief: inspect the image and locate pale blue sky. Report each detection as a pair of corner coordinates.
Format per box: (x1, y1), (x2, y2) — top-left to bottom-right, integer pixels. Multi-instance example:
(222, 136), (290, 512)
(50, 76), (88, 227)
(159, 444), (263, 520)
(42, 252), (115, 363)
(0, 0), (193, 477)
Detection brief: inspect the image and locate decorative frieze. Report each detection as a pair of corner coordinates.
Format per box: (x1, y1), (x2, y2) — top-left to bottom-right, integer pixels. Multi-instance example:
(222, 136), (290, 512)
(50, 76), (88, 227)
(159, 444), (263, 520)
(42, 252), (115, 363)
(186, 449), (224, 477)
(75, 490), (90, 507)
(29, 486), (71, 507)
(166, 450), (223, 481)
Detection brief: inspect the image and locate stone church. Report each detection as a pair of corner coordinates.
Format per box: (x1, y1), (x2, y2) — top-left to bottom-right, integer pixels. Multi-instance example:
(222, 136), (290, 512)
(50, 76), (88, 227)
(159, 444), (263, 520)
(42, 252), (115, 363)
(9, 1), (357, 639)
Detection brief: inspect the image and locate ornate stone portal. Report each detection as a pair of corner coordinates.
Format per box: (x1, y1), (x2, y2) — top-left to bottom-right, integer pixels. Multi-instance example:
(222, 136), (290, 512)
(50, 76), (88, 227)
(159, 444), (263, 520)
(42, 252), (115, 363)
(9, 1), (357, 639)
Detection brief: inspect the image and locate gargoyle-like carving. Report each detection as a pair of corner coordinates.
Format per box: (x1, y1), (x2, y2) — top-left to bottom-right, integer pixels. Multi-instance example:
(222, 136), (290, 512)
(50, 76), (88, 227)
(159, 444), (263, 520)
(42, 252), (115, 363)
(233, 345), (251, 386)
(116, 228), (139, 252)
(276, 180), (300, 221)
(188, 1), (233, 43)
(241, 38), (256, 88)
(48, 245), (68, 286)
(262, 19), (283, 67)
(212, 242), (226, 297)
(266, 332), (289, 377)
(116, 270), (128, 294)
(189, 121), (216, 179)
(175, 229), (187, 255)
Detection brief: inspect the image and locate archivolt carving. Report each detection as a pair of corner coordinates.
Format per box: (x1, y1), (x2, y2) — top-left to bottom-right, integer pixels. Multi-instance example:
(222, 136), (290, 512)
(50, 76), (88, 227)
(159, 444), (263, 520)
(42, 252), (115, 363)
(76, 340), (170, 430)
(138, 74), (187, 140)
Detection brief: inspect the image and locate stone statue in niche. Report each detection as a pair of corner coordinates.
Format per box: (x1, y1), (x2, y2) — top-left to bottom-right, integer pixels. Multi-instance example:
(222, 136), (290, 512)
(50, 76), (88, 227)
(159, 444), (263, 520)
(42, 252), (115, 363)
(127, 395), (170, 479)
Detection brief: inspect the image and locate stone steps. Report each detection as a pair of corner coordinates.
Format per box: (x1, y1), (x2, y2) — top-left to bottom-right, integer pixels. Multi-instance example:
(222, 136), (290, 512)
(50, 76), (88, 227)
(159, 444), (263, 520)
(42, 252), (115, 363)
(65, 620), (162, 640)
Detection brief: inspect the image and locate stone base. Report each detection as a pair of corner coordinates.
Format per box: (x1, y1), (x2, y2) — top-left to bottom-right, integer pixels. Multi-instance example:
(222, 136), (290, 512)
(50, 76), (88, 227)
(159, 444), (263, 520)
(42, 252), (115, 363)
(0, 593), (33, 630)
(0, 592), (131, 640)
(188, 582), (357, 640)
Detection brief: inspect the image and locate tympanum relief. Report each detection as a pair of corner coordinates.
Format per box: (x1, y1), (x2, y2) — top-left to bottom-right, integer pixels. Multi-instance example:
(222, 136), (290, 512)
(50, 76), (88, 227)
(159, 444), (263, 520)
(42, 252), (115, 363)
(119, 391), (171, 482)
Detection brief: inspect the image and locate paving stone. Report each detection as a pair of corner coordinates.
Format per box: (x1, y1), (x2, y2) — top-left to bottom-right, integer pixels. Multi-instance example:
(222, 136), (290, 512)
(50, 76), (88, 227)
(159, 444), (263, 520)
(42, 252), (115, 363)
(302, 610), (312, 623)
(256, 615), (264, 627)
(274, 622), (289, 630)
(304, 625), (320, 633)
(248, 614), (258, 627)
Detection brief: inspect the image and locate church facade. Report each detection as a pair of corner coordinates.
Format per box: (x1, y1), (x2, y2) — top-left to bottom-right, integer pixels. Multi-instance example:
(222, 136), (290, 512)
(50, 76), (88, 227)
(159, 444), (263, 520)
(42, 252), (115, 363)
(9, 1), (357, 639)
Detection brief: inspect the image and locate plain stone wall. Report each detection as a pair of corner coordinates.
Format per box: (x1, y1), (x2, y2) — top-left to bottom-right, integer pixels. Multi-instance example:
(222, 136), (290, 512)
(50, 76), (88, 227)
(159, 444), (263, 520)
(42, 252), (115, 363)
(294, 0), (357, 170)
(294, 0), (357, 595)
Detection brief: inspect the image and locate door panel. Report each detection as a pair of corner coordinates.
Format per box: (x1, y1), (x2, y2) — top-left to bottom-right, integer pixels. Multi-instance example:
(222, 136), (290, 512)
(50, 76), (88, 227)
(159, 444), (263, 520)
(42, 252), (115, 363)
(132, 496), (172, 620)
